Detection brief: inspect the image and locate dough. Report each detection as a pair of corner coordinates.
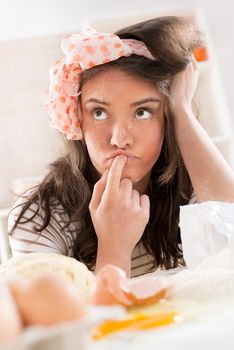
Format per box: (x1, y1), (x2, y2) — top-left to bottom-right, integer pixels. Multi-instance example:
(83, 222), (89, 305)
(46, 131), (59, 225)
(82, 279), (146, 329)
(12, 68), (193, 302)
(0, 253), (95, 301)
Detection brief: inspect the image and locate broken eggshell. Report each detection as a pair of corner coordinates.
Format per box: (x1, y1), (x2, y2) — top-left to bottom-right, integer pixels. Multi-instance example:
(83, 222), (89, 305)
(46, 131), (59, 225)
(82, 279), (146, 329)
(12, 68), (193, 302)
(90, 264), (168, 306)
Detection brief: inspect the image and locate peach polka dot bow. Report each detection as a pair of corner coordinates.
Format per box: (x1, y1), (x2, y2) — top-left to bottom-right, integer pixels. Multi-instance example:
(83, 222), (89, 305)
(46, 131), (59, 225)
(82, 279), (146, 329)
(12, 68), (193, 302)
(43, 28), (156, 140)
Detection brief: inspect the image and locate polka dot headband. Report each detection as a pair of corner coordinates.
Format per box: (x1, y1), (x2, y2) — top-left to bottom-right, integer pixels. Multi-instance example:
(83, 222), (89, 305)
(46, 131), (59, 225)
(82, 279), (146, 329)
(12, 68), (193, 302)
(43, 28), (156, 140)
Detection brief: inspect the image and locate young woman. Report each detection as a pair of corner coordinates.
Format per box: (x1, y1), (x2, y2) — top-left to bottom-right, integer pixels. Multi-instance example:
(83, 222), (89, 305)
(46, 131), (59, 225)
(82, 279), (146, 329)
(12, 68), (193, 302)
(8, 16), (234, 277)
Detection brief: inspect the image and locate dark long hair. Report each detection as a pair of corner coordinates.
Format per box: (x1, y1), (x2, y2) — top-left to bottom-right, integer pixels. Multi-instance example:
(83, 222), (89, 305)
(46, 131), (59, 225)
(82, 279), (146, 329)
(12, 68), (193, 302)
(9, 16), (203, 271)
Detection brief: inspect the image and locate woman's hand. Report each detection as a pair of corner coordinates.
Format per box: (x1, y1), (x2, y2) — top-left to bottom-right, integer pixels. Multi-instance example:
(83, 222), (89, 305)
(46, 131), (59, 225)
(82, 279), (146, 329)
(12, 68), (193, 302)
(170, 55), (200, 114)
(89, 155), (150, 275)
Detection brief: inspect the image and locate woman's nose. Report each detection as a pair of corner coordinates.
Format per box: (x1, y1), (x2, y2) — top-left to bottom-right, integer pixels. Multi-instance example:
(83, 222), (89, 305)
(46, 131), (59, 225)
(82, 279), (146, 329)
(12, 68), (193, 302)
(110, 122), (134, 148)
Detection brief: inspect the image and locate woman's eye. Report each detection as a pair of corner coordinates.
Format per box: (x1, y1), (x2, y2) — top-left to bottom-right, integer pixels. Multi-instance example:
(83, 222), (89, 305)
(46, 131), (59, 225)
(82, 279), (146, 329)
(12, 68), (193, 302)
(135, 108), (152, 120)
(92, 108), (107, 120)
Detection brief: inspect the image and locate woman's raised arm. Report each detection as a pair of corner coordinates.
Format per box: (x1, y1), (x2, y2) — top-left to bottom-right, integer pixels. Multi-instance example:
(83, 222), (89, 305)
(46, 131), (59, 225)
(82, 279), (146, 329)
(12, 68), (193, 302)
(171, 55), (234, 203)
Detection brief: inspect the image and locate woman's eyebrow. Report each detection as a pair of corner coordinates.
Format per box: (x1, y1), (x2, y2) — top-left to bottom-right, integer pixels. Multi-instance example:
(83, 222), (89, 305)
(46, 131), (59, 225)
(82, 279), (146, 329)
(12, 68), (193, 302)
(84, 97), (162, 106)
(130, 98), (162, 106)
(84, 98), (109, 106)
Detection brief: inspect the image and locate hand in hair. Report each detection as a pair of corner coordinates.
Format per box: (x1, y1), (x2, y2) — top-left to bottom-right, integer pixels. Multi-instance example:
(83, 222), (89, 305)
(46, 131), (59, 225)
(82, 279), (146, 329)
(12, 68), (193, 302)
(89, 155), (150, 276)
(170, 54), (200, 116)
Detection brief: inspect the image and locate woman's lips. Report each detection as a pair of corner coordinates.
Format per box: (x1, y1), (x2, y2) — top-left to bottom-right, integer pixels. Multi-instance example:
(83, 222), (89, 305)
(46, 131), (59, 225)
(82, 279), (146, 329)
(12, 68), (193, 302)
(107, 152), (138, 161)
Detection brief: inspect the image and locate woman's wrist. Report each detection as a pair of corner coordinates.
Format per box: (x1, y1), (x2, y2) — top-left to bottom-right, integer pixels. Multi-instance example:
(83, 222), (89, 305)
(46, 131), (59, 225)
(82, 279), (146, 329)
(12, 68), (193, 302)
(173, 104), (197, 131)
(95, 241), (132, 277)
(173, 103), (193, 118)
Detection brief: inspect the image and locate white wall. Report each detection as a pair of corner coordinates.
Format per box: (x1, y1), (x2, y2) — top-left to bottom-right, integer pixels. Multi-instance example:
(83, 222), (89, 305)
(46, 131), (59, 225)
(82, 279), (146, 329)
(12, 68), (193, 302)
(0, 0), (234, 111)
(0, 0), (233, 209)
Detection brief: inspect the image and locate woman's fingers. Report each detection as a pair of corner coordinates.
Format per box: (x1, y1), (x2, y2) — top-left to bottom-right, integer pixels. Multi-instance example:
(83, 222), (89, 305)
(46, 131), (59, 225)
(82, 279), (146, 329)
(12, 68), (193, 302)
(190, 54), (200, 74)
(90, 155), (127, 210)
(191, 54), (197, 65)
(140, 194), (150, 215)
(132, 191), (150, 210)
(90, 155), (150, 229)
(132, 191), (150, 217)
(104, 155), (127, 196)
(131, 189), (140, 203)
(89, 170), (108, 210)
(120, 178), (133, 198)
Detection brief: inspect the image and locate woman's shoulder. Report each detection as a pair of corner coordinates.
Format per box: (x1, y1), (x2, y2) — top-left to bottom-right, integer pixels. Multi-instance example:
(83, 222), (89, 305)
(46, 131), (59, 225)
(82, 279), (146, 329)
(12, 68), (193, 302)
(8, 189), (40, 232)
(8, 189), (80, 256)
(9, 189), (80, 232)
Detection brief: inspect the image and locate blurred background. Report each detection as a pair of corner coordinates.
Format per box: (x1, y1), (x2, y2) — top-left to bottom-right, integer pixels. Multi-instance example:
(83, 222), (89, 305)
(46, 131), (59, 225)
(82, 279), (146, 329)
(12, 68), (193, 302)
(0, 0), (234, 211)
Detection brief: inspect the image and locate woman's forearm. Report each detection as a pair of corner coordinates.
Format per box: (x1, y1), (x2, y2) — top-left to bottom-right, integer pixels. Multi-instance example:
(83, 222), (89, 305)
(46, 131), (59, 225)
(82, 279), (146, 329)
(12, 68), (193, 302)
(175, 107), (234, 202)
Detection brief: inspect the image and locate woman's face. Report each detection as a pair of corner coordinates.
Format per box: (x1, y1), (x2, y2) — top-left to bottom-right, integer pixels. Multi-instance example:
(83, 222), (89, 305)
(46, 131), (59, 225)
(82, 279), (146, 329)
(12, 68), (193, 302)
(80, 69), (165, 193)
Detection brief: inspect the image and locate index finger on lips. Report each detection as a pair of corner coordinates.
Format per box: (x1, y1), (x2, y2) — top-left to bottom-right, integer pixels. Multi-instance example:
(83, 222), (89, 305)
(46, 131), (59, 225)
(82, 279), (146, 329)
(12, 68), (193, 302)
(89, 169), (109, 210)
(105, 155), (127, 195)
